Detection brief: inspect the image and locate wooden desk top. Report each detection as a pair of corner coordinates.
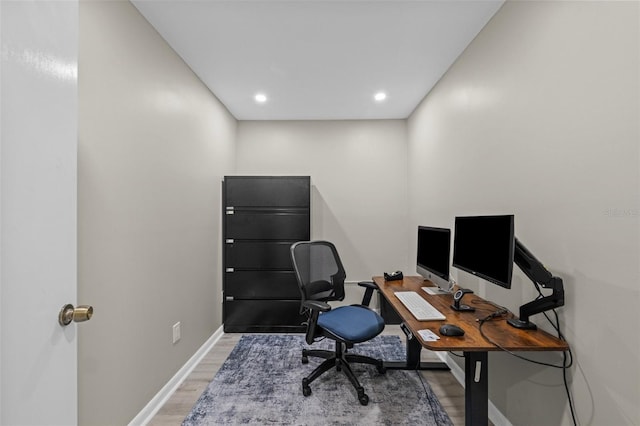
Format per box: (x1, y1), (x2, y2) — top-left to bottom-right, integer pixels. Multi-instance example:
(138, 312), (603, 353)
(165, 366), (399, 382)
(374, 276), (569, 353)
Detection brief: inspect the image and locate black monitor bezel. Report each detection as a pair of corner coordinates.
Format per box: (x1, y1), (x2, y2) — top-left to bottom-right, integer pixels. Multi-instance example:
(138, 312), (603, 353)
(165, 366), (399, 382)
(416, 225), (451, 287)
(452, 214), (515, 289)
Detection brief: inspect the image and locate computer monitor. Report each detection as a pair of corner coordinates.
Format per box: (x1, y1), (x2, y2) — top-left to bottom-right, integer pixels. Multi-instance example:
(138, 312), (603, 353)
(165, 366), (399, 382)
(416, 226), (452, 293)
(452, 215), (515, 289)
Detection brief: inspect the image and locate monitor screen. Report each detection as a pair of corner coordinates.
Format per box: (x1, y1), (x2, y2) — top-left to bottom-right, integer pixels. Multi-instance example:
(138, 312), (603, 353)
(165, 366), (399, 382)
(452, 215), (515, 289)
(416, 226), (451, 292)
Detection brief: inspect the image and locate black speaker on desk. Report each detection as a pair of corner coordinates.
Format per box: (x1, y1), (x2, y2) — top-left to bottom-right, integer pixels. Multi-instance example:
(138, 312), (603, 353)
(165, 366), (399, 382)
(379, 293), (402, 324)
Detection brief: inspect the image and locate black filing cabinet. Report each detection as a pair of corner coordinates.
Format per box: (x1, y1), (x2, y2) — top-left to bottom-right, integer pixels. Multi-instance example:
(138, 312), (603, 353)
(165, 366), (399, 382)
(222, 176), (310, 332)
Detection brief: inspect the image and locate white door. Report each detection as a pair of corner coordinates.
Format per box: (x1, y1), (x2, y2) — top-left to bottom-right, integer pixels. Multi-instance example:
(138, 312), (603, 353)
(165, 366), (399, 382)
(1, 1), (79, 424)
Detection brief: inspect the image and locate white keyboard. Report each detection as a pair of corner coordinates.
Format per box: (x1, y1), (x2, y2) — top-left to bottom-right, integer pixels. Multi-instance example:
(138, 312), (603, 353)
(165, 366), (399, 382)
(394, 291), (446, 321)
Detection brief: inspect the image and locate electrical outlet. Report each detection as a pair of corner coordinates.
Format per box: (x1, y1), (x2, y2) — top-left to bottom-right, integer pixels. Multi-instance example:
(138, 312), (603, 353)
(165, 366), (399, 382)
(172, 322), (181, 344)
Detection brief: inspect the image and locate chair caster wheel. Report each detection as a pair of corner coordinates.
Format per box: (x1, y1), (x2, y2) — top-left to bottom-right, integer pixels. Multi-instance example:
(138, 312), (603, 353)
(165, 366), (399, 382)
(302, 356), (308, 364)
(357, 390), (369, 406)
(302, 379), (311, 396)
(302, 379), (312, 397)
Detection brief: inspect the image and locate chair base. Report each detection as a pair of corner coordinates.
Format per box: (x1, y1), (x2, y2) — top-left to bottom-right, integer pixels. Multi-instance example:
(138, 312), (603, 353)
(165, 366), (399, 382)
(301, 343), (386, 406)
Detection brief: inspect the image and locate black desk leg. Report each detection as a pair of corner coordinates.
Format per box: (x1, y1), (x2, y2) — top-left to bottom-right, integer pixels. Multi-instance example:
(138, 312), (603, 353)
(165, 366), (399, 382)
(464, 351), (488, 426)
(405, 325), (422, 367)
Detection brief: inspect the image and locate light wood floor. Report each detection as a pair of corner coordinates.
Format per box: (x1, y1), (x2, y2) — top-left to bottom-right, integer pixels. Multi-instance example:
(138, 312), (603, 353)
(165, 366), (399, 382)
(149, 326), (467, 425)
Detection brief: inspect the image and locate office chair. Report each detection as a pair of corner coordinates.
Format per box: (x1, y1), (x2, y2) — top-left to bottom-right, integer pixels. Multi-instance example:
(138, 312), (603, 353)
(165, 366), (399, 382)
(290, 240), (386, 406)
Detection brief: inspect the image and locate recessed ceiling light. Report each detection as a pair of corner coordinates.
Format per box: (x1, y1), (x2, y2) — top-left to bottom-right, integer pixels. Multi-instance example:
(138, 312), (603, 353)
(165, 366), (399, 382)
(255, 93), (267, 103)
(374, 92), (387, 102)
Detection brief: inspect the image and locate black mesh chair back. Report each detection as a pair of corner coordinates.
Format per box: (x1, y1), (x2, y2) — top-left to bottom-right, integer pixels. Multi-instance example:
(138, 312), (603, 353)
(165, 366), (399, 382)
(291, 241), (345, 304)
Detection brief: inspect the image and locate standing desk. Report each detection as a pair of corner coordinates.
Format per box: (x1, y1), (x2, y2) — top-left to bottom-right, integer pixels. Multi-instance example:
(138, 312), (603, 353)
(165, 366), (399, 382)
(373, 276), (569, 426)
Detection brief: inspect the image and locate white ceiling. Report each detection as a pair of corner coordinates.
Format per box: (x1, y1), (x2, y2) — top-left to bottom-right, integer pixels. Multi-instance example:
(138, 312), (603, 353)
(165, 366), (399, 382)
(132, 0), (504, 121)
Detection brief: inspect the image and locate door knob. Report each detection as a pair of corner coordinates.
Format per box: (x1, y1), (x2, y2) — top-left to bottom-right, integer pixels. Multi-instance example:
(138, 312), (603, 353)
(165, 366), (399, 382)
(58, 304), (94, 326)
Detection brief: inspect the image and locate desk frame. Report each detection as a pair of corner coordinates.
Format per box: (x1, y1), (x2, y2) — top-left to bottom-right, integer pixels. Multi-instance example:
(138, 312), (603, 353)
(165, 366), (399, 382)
(374, 276), (569, 426)
(383, 322), (450, 371)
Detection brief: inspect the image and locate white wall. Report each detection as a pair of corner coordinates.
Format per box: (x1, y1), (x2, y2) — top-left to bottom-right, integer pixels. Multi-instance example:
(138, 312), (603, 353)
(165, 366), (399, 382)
(408, 2), (639, 425)
(78, 1), (236, 424)
(236, 120), (409, 304)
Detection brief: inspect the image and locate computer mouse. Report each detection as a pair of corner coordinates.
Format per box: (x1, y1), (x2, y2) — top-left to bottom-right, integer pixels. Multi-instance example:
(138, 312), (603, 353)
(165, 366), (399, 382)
(439, 324), (465, 337)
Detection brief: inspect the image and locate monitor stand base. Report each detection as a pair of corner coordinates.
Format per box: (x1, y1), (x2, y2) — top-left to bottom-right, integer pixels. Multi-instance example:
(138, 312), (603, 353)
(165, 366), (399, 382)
(451, 304), (475, 312)
(507, 318), (537, 330)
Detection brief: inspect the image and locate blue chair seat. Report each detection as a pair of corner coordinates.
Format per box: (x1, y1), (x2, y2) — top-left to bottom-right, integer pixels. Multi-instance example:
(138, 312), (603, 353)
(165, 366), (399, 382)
(317, 306), (385, 343)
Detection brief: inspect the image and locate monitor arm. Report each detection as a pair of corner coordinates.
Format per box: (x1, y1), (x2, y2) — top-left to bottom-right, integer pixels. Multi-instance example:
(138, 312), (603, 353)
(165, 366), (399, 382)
(507, 238), (564, 330)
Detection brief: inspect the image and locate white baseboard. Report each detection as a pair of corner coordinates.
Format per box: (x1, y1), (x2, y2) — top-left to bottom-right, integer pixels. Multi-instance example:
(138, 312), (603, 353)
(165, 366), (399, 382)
(435, 352), (513, 426)
(128, 326), (225, 426)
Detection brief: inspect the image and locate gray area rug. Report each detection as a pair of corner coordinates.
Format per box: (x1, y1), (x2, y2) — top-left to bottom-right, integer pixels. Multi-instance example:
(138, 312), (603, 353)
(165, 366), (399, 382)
(183, 334), (452, 425)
